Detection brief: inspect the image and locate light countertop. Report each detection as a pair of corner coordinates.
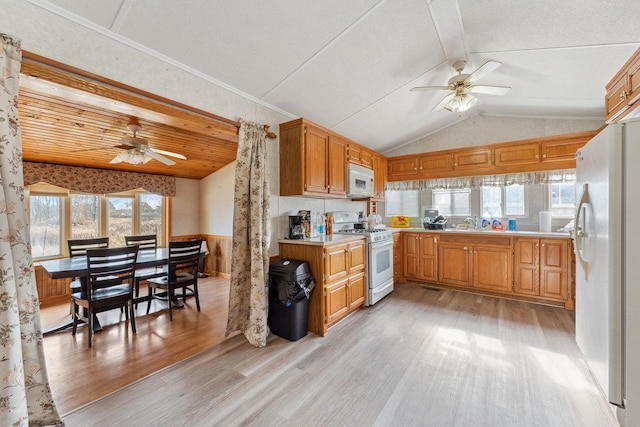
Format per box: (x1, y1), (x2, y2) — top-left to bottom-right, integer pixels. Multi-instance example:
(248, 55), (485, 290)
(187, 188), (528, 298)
(278, 234), (366, 246)
(390, 228), (571, 239)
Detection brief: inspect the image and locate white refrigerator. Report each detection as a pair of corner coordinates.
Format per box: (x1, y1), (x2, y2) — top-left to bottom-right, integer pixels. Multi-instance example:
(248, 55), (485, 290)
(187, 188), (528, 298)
(574, 119), (640, 426)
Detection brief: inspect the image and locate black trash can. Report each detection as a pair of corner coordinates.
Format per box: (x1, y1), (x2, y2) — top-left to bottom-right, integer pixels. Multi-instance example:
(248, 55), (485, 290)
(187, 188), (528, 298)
(268, 259), (315, 341)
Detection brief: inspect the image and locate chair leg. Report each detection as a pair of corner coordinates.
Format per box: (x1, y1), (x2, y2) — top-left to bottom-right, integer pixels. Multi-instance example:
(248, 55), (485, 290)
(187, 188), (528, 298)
(87, 309), (93, 348)
(72, 302), (78, 335)
(194, 283), (201, 312)
(146, 286), (153, 315)
(129, 300), (136, 333)
(168, 287), (173, 321)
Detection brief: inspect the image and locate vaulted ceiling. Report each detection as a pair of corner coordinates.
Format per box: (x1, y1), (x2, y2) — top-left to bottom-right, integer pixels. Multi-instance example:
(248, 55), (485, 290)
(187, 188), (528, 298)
(33, 0), (640, 155)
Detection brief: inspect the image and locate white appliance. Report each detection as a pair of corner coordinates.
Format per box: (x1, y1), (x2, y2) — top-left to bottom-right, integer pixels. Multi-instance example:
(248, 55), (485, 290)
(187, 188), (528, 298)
(347, 163), (374, 198)
(574, 119), (640, 426)
(331, 212), (394, 305)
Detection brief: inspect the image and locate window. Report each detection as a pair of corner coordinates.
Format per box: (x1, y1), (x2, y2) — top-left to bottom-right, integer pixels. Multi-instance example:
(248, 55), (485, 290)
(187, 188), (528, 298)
(70, 194), (100, 239)
(481, 185), (525, 217)
(27, 185), (166, 260)
(385, 190), (419, 217)
(432, 189), (470, 217)
(107, 196), (134, 248)
(29, 194), (63, 258)
(549, 182), (575, 217)
(140, 193), (163, 243)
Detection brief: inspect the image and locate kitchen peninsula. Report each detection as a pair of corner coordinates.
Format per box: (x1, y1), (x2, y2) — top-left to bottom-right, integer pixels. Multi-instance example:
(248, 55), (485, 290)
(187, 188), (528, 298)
(393, 228), (574, 309)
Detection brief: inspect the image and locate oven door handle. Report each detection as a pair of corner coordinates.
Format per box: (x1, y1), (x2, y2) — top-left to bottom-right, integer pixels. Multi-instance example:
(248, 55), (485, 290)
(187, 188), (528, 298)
(370, 240), (393, 249)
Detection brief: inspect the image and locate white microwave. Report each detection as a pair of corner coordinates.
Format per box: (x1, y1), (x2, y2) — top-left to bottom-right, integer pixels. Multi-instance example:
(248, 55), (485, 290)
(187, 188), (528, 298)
(347, 163), (374, 198)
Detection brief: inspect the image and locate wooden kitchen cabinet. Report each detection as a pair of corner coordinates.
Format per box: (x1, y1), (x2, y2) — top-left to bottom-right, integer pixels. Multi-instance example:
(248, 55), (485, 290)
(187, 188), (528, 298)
(279, 238), (366, 336)
(437, 235), (512, 292)
(606, 48), (640, 122)
(514, 238), (568, 301)
(387, 156), (418, 180)
(279, 118), (346, 198)
(418, 152), (453, 174)
(404, 232), (438, 282)
(372, 154), (387, 201)
(494, 142), (540, 167)
(347, 142), (374, 169)
(392, 232), (402, 283)
(453, 148), (493, 171)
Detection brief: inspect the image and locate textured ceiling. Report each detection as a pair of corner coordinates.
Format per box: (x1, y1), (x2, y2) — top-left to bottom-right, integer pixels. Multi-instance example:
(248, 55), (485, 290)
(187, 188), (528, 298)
(32, 0), (640, 152)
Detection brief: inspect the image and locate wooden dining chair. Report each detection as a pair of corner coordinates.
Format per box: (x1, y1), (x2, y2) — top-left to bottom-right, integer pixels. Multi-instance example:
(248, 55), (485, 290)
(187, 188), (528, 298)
(146, 239), (202, 320)
(67, 237), (110, 308)
(124, 234), (165, 303)
(71, 245), (139, 347)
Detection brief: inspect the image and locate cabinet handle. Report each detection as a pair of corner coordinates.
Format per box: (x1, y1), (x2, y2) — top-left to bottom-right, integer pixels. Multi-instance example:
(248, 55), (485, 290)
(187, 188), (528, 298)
(620, 90), (629, 101)
(434, 237), (437, 243)
(536, 243), (539, 247)
(463, 247), (468, 251)
(542, 154), (547, 159)
(535, 154), (539, 159)
(541, 244), (546, 247)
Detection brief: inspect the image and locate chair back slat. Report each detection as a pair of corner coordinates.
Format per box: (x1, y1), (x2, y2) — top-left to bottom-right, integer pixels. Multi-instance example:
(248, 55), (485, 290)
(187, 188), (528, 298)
(168, 239), (202, 278)
(124, 234), (158, 251)
(86, 246), (138, 293)
(68, 237), (110, 257)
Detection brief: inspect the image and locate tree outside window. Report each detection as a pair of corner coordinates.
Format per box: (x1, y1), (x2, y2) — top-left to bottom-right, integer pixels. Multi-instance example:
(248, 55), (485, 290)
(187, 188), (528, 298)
(70, 194), (100, 239)
(29, 195), (62, 258)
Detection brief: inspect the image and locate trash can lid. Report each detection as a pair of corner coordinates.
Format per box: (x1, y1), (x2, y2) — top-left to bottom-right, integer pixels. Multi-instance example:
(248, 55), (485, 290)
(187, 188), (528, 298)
(269, 258), (310, 276)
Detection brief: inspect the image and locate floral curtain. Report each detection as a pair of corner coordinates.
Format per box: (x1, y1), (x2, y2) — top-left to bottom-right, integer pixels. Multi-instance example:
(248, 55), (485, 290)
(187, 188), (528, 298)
(23, 162), (176, 196)
(226, 120), (270, 347)
(0, 34), (62, 425)
(385, 169), (576, 191)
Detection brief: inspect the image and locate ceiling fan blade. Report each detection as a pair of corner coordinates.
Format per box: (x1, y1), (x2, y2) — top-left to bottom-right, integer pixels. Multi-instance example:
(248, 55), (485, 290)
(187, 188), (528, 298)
(410, 86), (449, 92)
(432, 92), (457, 112)
(466, 60), (502, 83)
(150, 148), (187, 160)
(469, 85), (511, 95)
(144, 149), (176, 166)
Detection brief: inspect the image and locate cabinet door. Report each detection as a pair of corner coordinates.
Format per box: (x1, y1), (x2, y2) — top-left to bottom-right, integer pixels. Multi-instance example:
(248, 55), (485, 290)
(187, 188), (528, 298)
(325, 277), (349, 324)
(387, 157), (418, 180)
(418, 153), (453, 174)
(372, 155), (387, 201)
(453, 148), (493, 171)
(540, 139), (586, 164)
(513, 238), (540, 296)
(473, 245), (512, 292)
(304, 126), (329, 194)
(438, 242), (471, 287)
(328, 136), (347, 195)
(360, 148), (374, 169)
(347, 143), (362, 165)
(325, 243), (348, 283)
(419, 234), (438, 281)
(494, 143), (540, 167)
(348, 240), (366, 274)
(539, 239), (567, 300)
(605, 71), (629, 122)
(348, 272), (366, 310)
(403, 233), (420, 279)
(628, 53), (640, 108)
(393, 232), (402, 282)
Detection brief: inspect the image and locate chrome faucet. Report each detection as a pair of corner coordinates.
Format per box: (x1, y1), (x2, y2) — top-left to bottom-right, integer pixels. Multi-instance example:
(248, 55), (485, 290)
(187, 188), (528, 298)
(464, 216), (478, 230)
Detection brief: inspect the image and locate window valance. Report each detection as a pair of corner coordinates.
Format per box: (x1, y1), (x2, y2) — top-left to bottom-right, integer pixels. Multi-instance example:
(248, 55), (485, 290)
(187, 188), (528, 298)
(23, 162), (176, 196)
(385, 169), (576, 191)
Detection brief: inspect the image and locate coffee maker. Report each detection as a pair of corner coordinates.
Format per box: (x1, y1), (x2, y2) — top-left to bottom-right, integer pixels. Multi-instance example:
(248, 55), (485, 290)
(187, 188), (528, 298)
(288, 215), (305, 239)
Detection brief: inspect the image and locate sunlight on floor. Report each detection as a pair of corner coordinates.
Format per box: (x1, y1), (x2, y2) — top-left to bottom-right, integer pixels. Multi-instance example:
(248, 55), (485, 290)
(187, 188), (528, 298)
(530, 346), (594, 391)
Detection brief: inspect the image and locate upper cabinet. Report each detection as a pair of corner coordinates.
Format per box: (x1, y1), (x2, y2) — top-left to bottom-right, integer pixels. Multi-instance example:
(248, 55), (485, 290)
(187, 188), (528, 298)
(387, 128), (600, 182)
(606, 48), (640, 123)
(279, 118), (385, 199)
(280, 119), (346, 198)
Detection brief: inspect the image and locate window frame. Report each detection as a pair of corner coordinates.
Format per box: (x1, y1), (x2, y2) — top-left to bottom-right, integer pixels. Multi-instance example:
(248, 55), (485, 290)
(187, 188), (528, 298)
(547, 181), (576, 219)
(28, 185), (168, 261)
(480, 185), (528, 219)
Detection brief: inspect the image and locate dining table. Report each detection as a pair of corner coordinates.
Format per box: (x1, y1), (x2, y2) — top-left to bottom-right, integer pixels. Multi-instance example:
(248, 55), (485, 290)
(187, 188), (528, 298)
(39, 248), (175, 335)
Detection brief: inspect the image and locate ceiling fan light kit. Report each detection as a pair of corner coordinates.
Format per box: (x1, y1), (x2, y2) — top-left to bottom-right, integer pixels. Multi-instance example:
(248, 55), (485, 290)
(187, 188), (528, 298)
(110, 149), (154, 165)
(411, 59), (511, 113)
(110, 119), (186, 166)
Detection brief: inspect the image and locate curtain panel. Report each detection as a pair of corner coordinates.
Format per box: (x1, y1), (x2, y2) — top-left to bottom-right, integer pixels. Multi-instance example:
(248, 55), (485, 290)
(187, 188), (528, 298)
(23, 162), (176, 196)
(0, 34), (62, 426)
(385, 169), (576, 191)
(226, 120), (270, 347)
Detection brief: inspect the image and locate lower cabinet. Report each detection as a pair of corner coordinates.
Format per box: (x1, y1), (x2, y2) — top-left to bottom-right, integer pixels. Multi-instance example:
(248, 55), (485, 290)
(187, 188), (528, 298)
(514, 238), (568, 301)
(392, 232), (402, 283)
(279, 238), (366, 336)
(402, 232), (572, 308)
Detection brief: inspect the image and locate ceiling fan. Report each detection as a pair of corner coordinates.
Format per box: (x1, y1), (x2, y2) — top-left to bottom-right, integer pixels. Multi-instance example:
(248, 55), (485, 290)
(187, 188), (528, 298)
(411, 60), (511, 113)
(110, 119), (187, 166)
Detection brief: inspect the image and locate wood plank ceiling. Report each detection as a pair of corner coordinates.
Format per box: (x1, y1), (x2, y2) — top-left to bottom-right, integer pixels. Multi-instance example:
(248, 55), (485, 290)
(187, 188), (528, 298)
(18, 56), (239, 180)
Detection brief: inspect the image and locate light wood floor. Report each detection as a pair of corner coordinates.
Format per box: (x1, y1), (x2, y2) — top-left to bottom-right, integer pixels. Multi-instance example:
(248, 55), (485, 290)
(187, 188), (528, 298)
(56, 281), (618, 427)
(41, 276), (232, 415)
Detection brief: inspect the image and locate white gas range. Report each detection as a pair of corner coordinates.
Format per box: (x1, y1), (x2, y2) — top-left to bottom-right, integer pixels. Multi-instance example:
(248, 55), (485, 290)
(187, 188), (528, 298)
(330, 212), (394, 306)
